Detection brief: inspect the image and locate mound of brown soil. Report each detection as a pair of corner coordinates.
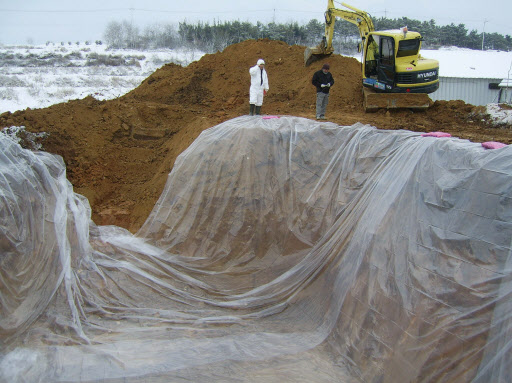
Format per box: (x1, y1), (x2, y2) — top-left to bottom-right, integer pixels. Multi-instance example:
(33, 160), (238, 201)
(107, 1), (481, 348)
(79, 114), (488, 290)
(1, 39), (511, 231)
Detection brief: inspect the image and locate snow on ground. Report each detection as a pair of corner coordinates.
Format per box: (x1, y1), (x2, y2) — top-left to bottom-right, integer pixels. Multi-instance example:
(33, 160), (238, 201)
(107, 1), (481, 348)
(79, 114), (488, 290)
(422, 47), (512, 79)
(0, 43), (205, 113)
(349, 46), (512, 80)
(1, 43), (511, 125)
(487, 103), (512, 125)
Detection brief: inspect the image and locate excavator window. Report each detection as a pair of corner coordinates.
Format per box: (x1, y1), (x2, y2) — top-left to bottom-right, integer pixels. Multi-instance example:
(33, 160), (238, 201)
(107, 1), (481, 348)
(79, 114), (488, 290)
(364, 36), (379, 78)
(397, 39), (420, 57)
(380, 38), (394, 66)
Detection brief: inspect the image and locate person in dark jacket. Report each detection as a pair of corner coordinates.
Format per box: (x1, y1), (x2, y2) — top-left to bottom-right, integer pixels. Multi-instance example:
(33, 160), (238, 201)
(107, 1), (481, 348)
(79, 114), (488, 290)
(312, 63), (334, 120)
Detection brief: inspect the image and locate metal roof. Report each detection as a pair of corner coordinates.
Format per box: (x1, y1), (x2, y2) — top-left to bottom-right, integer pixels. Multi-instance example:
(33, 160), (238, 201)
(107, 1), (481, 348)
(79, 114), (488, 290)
(422, 48), (512, 79)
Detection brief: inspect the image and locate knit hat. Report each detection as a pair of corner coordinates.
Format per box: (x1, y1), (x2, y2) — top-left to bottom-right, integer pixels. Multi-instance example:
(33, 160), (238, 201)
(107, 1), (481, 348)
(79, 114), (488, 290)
(322, 63), (330, 70)
(257, 59), (265, 65)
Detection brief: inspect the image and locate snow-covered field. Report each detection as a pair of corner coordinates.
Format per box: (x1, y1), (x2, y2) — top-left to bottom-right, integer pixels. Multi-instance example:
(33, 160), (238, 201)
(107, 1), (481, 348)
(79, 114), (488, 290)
(0, 43), (511, 125)
(0, 42), (205, 113)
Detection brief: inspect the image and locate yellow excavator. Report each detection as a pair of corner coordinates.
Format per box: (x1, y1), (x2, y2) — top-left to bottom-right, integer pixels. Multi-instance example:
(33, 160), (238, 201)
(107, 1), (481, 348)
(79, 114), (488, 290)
(305, 1), (439, 111)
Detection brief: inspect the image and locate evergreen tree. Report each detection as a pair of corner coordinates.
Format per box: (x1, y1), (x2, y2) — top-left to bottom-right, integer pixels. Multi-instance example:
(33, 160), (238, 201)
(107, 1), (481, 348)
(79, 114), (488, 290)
(102, 17), (512, 53)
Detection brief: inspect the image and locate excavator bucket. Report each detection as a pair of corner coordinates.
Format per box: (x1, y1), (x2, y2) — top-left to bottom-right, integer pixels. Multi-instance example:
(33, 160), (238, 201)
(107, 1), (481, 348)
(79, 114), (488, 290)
(363, 87), (433, 112)
(304, 47), (332, 66)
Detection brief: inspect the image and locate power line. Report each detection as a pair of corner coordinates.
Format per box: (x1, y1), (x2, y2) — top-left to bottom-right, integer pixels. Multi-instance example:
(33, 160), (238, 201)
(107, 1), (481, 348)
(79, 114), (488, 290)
(1, 7), (507, 34)
(0, 8), (280, 14)
(0, 7), (316, 16)
(0, 8), (126, 13)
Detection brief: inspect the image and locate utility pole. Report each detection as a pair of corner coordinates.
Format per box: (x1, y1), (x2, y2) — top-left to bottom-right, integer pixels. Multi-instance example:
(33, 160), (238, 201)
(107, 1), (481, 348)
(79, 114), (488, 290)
(482, 19), (488, 50)
(129, 7), (135, 49)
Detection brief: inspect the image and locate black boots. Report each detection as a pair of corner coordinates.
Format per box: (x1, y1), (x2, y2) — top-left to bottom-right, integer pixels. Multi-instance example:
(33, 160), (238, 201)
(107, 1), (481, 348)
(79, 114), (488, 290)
(249, 104), (262, 116)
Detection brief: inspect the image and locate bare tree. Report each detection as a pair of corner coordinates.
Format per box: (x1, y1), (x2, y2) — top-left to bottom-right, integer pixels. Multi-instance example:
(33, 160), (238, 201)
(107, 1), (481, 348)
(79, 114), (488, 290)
(122, 20), (139, 49)
(104, 21), (124, 48)
(212, 29), (232, 52)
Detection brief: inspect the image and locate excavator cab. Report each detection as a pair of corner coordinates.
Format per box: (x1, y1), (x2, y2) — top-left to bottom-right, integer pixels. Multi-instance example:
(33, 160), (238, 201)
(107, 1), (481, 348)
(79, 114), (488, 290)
(360, 32), (438, 111)
(360, 32), (439, 94)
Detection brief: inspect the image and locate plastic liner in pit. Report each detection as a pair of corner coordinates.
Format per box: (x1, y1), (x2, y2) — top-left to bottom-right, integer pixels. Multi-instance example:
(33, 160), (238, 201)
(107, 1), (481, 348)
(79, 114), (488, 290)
(1, 116), (511, 382)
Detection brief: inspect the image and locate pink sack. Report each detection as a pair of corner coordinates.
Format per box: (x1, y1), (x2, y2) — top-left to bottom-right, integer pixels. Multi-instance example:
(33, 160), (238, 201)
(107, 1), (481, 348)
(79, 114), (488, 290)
(482, 141), (507, 149)
(421, 132), (452, 138)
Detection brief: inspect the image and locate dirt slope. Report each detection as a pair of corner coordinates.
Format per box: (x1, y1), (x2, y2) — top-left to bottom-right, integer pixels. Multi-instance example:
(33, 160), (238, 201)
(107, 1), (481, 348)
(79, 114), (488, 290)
(1, 39), (511, 232)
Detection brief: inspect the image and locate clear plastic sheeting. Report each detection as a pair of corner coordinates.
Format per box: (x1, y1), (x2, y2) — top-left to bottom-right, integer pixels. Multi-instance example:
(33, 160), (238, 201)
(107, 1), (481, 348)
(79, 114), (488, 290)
(1, 116), (511, 383)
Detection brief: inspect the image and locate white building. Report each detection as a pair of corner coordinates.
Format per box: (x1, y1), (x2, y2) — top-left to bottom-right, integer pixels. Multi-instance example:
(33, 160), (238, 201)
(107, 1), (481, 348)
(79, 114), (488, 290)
(423, 48), (512, 105)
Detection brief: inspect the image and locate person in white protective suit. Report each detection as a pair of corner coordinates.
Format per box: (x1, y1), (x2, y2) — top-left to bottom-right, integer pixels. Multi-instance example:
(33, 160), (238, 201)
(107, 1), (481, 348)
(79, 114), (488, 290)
(249, 59), (269, 115)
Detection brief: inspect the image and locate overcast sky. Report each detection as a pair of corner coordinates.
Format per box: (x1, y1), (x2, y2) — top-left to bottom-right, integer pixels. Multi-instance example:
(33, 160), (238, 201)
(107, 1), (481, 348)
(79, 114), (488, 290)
(0, 0), (510, 45)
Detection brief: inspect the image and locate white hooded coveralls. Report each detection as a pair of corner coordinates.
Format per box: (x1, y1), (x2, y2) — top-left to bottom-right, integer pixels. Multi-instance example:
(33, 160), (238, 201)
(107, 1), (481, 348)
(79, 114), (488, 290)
(249, 63), (269, 106)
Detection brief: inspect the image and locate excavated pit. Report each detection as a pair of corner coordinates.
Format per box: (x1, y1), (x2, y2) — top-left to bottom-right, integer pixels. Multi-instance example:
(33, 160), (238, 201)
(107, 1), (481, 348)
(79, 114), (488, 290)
(1, 39), (512, 382)
(1, 114), (511, 382)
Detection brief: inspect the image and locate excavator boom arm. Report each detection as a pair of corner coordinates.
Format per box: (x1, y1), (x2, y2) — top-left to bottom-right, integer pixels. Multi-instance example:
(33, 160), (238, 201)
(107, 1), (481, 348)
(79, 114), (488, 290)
(323, 1), (375, 50)
(305, 1), (374, 65)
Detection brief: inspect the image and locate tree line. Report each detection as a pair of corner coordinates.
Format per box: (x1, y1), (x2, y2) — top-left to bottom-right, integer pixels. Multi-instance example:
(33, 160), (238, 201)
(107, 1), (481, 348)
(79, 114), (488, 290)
(103, 17), (512, 53)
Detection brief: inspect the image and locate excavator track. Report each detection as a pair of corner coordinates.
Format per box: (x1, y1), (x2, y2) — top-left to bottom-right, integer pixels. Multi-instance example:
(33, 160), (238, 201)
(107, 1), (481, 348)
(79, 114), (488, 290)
(363, 87), (433, 112)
